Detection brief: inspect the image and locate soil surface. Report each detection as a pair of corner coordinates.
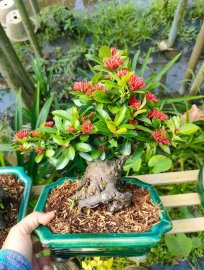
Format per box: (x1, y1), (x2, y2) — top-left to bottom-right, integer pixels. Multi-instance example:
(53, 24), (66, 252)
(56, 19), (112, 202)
(45, 180), (160, 234)
(0, 174), (24, 248)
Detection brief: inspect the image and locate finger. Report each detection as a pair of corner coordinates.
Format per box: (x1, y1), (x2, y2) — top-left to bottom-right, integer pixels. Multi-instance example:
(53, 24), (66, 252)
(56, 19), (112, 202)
(14, 211), (55, 235)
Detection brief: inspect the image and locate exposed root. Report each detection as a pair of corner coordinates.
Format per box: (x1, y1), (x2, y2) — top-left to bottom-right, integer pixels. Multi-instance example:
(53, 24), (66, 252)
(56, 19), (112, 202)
(72, 157), (132, 212)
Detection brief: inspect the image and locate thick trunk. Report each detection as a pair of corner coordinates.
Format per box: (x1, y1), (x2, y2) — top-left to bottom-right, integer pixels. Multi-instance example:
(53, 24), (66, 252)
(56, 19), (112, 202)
(72, 157), (132, 213)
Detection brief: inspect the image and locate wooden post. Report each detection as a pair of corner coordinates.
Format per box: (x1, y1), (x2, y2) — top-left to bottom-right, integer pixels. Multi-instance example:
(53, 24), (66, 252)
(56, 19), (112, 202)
(0, 46), (32, 109)
(168, 0), (187, 48)
(180, 21), (204, 95)
(188, 62), (204, 96)
(29, 0), (40, 17)
(0, 24), (34, 97)
(14, 0), (42, 58)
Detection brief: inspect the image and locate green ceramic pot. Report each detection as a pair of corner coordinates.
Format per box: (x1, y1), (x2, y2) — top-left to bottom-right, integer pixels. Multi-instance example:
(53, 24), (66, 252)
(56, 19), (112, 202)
(0, 166), (32, 222)
(35, 177), (172, 258)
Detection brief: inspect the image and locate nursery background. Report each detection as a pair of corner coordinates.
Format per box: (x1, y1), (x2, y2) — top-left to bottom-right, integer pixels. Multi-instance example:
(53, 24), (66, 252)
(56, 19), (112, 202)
(0, 0), (204, 269)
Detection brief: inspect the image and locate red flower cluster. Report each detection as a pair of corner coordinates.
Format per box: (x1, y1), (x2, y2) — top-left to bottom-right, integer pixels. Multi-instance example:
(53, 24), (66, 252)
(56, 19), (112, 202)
(111, 47), (119, 56)
(128, 97), (140, 110)
(74, 81), (105, 97)
(117, 69), (129, 78)
(104, 55), (124, 70)
(148, 109), (168, 121)
(15, 130), (29, 139)
(99, 145), (106, 151)
(128, 120), (138, 125)
(31, 130), (40, 137)
(129, 75), (145, 91)
(67, 125), (76, 133)
(43, 121), (54, 127)
(35, 147), (45, 155)
(82, 121), (93, 134)
(146, 93), (159, 102)
(152, 129), (169, 145)
(82, 112), (95, 122)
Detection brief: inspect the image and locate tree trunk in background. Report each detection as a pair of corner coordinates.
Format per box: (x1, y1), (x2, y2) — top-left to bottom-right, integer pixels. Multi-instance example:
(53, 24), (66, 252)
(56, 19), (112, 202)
(29, 0), (40, 17)
(0, 46), (32, 109)
(0, 24), (34, 98)
(14, 0), (42, 58)
(168, 0), (187, 48)
(180, 21), (204, 95)
(188, 62), (204, 96)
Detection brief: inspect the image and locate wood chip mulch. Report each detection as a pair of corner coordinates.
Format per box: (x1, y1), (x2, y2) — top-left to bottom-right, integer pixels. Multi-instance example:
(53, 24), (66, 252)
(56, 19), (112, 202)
(0, 174), (24, 248)
(45, 180), (160, 234)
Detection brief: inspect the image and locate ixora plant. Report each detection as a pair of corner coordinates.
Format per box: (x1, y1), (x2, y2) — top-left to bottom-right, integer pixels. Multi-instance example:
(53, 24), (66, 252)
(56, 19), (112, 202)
(13, 46), (199, 213)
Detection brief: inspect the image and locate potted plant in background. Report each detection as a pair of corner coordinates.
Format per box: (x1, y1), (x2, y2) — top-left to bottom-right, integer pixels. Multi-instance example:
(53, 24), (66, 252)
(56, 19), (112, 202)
(0, 166), (32, 247)
(13, 46), (199, 258)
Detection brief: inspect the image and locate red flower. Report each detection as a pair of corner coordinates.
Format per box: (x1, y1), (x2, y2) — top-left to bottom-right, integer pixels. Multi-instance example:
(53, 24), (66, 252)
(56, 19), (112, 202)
(104, 56), (124, 70)
(43, 121), (54, 127)
(111, 47), (119, 56)
(31, 130), (40, 137)
(67, 125), (76, 133)
(128, 97), (140, 110)
(82, 121), (93, 134)
(129, 75), (145, 91)
(73, 81), (91, 93)
(148, 109), (168, 121)
(35, 147), (45, 155)
(117, 69), (129, 78)
(15, 130), (29, 139)
(99, 146), (106, 151)
(91, 84), (105, 92)
(152, 129), (169, 145)
(146, 93), (159, 102)
(128, 120), (138, 125)
(18, 145), (24, 151)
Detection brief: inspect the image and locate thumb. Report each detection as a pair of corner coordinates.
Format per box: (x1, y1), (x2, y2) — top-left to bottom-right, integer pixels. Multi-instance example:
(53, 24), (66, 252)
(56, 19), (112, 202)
(15, 211), (55, 235)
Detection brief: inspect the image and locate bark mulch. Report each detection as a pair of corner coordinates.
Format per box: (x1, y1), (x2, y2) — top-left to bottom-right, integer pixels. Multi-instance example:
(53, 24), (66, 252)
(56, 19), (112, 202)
(0, 174), (24, 248)
(45, 180), (160, 234)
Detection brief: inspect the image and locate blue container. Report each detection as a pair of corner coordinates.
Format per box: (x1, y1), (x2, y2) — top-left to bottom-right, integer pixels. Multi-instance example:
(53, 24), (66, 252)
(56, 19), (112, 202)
(35, 177), (172, 259)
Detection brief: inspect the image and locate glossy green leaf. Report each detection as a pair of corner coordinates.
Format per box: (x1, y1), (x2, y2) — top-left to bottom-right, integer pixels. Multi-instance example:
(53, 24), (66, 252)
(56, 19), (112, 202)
(92, 91), (111, 103)
(179, 123), (199, 135)
(148, 155), (172, 173)
(99, 46), (112, 59)
(75, 143), (92, 152)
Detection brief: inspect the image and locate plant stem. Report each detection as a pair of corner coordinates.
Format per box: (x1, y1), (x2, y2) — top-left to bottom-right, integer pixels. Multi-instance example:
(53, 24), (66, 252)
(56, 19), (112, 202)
(188, 61), (204, 96)
(29, 0), (40, 17)
(0, 24), (34, 98)
(0, 45), (32, 109)
(14, 0), (42, 58)
(168, 0), (187, 48)
(180, 21), (204, 95)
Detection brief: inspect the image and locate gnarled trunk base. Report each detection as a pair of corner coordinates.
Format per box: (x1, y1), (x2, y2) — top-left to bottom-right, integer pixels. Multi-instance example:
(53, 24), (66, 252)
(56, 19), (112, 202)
(72, 158), (132, 213)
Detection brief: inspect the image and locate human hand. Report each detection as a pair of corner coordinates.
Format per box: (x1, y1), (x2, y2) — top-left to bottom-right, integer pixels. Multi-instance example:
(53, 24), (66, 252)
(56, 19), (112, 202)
(2, 211), (55, 270)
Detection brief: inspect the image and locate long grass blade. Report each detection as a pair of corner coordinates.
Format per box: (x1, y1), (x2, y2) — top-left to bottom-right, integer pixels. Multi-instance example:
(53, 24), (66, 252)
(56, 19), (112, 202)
(35, 94), (54, 128)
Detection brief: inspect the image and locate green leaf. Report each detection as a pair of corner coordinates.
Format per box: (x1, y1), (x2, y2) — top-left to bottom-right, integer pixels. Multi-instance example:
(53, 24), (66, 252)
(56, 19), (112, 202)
(160, 144), (170, 154)
(135, 125), (152, 133)
(56, 153), (69, 170)
(148, 155), (172, 173)
(92, 91), (111, 103)
(179, 123), (199, 135)
(94, 121), (111, 135)
(130, 143), (144, 162)
(191, 237), (202, 249)
(92, 72), (102, 85)
(106, 121), (116, 133)
(108, 105), (118, 114)
(38, 126), (57, 133)
(91, 150), (102, 160)
(67, 146), (75, 160)
(75, 143), (92, 152)
(121, 140), (131, 156)
(119, 130), (138, 138)
(79, 152), (93, 161)
(53, 134), (64, 145)
(165, 234), (192, 259)
(35, 154), (44, 163)
(99, 46), (112, 59)
(36, 94), (54, 128)
(124, 158), (142, 172)
(114, 107), (127, 126)
(96, 109), (111, 122)
(45, 149), (55, 157)
(15, 90), (23, 132)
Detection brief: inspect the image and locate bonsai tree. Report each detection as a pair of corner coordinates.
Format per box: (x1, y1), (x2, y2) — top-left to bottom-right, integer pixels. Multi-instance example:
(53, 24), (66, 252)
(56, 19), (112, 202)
(13, 47), (199, 213)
